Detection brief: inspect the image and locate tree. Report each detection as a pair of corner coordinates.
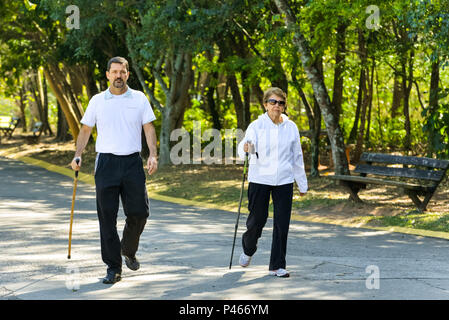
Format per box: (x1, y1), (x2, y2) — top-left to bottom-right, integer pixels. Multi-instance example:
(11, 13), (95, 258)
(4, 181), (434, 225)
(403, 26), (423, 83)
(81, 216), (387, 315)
(274, 0), (349, 175)
(418, 0), (449, 157)
(0, 0), (86, 140)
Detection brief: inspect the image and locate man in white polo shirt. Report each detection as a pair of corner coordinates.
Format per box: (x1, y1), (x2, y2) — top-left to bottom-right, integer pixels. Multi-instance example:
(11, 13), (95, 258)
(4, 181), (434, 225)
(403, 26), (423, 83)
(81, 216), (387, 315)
(71, 57), (158, 284)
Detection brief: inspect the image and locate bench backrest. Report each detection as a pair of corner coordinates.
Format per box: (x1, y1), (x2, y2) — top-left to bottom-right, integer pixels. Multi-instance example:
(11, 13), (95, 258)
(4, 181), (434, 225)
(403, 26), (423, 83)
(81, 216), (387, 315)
(32, 121), (44, 137)
(0, 116), (20, 129)
(32, 122), (43, 131)
(0, 116), (12, 127)
(355, 152), (449, 183)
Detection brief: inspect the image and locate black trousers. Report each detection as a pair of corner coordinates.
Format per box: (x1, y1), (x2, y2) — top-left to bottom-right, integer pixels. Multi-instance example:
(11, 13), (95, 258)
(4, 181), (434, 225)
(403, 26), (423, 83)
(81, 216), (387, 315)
(95, 152), (149, 273)
(242, 182), (293, 270)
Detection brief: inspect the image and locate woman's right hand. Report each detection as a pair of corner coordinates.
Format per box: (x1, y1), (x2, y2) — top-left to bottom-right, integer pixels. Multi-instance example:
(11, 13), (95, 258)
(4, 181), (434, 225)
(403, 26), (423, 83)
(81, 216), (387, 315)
(243, 142), (254, 153)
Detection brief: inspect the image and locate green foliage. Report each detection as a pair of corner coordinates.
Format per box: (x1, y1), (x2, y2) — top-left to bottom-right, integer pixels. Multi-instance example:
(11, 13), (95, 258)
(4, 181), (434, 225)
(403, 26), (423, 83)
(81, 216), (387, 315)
(422, 101), (449, 158)
(183, 100), (212, 133)
(0, 96), (16, 116)
(1, 0), (449, 159)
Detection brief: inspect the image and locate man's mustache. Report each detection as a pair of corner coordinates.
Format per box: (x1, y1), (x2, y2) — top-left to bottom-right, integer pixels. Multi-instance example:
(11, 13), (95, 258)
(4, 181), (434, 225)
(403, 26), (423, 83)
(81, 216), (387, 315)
(112, 78), (125, 88)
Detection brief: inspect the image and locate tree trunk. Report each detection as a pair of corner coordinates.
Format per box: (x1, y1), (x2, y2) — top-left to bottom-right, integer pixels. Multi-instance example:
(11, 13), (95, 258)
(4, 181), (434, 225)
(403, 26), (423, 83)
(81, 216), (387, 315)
(42, 74), (53, 136)
(401, 50), (414, 152)
(270, 56), (289, 93)
(44, 65), (82, 140)
(293, 57), (323, 177)
(30, 69), (45, 123)
(332, 22), (347, 125)
(86, 63), (99, 99)
(348, 67), (365, 144)
(66, 64), (84, 101)
(353, 68), (369, 163)
(18, 84), (27, 133)
(391, 74), (403, 118)
(310, 97), (322, 176)
(252, 83), (265, 111)
(26, 72), (41, 130)
(56, 101), (71, 142)
(242, 70), (251, 128)
(375, 67), (383, 144)
(228, 73), (249, 130)
(161, 52), (192, 165)
(131, 50), (192, 166)
(353, 30), (370, 163)
(429, 57), (440, 111)
(293, 73), (321, 177)
(427, 56), (440, 157)
(62, 66), (85, 122)
(275, 0), (349, 175)
(206, 79), (221, 131)
(365, 58), (375, 147)
(217, 35), (252, 130)
(30, 69), (53, 136)
(159, 108), (179, 166)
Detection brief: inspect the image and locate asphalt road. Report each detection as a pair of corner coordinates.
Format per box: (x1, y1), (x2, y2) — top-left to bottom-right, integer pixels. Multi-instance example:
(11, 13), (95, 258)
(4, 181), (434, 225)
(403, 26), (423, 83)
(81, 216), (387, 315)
(1, 156), (449, 300)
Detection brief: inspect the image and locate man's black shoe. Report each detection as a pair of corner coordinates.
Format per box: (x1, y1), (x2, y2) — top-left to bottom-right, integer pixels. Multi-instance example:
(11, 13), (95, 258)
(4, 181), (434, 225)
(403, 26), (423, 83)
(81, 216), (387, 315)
(102, 270), (121, 284)
(123, 255), (140, 271)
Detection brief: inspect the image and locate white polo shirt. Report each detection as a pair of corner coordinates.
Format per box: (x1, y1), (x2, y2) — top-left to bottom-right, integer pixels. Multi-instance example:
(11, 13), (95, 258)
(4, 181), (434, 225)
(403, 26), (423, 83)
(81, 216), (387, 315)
(81, 87), (156, 155)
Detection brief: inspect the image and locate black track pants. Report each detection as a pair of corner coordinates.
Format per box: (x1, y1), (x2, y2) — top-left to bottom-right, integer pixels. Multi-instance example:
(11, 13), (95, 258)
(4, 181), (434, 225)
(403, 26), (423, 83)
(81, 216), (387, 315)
(242, 182), (293, 270)
(95, 152), (149, 273)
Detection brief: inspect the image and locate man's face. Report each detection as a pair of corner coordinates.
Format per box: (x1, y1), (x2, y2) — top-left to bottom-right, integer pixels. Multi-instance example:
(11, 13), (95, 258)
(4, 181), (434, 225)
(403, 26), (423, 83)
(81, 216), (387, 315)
(106, 63), (129, 89)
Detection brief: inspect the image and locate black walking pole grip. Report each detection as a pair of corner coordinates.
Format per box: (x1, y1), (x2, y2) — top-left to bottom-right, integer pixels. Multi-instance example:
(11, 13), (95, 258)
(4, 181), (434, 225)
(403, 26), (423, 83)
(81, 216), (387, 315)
(75, 158), (80, 178)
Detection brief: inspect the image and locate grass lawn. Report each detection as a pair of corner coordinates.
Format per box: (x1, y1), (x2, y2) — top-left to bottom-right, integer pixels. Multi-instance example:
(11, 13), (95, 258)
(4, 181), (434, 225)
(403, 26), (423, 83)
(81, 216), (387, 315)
(1, 134), (449, 234)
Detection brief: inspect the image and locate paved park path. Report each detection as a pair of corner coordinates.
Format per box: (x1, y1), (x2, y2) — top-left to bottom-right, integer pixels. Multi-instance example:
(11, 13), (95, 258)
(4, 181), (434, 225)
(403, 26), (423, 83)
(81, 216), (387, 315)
(1, 156), (449, 300)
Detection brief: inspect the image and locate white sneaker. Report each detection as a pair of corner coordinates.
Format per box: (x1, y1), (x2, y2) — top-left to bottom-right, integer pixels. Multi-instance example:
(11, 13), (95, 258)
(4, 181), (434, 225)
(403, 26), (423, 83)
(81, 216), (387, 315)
(239, 253), (252, 267)
(269, 268), (290, 278)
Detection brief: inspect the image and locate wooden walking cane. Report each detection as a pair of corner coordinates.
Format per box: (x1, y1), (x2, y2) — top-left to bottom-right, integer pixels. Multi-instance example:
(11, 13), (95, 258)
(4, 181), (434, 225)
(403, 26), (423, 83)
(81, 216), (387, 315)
(229, 152), (249, 269)
(68, 158), (80, 259)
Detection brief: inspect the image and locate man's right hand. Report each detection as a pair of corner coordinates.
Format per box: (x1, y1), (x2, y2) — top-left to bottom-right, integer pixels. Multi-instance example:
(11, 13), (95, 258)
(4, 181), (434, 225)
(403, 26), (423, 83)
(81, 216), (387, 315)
(71, 157), (81, 171)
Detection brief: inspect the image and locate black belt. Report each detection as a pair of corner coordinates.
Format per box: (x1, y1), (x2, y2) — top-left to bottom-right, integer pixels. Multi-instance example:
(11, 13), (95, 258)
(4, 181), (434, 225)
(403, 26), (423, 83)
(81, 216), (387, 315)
(100, 152), (140, 158)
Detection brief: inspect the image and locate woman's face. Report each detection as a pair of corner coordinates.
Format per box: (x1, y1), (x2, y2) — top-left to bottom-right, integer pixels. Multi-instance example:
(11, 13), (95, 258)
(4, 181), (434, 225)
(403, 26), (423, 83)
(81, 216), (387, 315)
(264, 94), (286, 120)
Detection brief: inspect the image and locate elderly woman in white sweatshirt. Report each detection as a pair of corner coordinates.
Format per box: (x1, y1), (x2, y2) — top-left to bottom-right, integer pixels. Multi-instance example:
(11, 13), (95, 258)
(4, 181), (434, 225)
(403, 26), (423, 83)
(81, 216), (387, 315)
(237, 87), (308, 278)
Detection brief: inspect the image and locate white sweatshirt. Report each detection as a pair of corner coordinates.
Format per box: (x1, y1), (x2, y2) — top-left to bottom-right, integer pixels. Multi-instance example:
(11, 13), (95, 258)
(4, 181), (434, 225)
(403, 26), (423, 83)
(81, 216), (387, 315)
(238, 113), (308, 193)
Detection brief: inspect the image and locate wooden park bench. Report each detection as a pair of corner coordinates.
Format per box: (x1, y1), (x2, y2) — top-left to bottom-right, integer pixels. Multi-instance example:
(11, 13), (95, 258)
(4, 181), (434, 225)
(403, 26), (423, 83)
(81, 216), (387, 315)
(0, 116), (21, 143)
(25, 121), (44, 144)
(329, 152), (449, 212)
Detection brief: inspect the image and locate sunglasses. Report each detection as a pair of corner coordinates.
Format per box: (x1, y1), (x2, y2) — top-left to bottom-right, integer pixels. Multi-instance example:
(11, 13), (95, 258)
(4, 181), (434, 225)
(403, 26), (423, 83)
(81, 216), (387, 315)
(266, 98), (286, 106)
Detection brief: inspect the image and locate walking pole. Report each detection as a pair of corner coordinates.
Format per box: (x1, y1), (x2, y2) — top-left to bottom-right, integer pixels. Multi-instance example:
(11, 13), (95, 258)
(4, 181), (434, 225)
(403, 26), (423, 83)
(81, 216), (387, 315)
(68, 158), (80, 259)
(229, 152), (249, 269)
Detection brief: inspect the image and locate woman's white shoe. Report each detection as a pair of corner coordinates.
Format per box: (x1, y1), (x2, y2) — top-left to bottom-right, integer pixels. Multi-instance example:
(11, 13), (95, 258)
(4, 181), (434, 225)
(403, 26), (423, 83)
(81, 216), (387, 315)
(268, 268), (290, 278)
(239, 253), (252, 267)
